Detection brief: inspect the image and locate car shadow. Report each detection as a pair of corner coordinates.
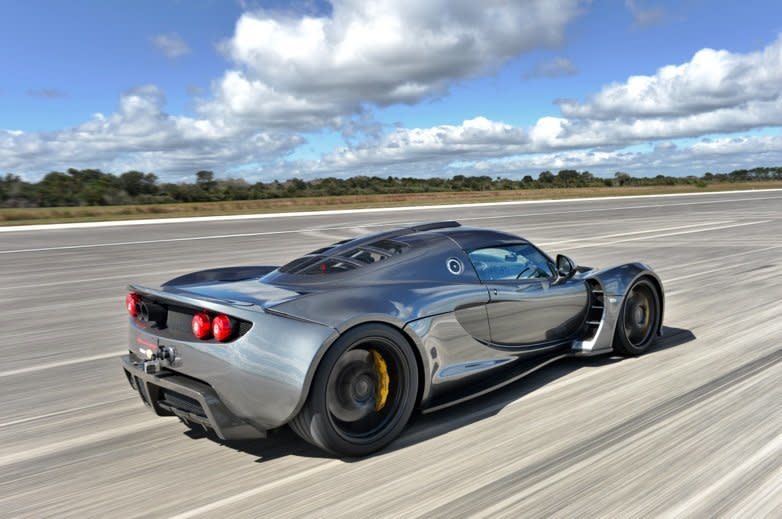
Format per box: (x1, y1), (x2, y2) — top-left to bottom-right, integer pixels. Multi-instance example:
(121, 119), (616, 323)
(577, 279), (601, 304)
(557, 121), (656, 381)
(380, 325), (696, 459)
(188, 325), (695, 462)
(182, 422), (333, 462)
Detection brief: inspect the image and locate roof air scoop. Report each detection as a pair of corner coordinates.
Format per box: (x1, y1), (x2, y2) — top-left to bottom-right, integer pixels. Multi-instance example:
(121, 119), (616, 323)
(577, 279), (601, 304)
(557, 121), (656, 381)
(407, 221), (461, 232)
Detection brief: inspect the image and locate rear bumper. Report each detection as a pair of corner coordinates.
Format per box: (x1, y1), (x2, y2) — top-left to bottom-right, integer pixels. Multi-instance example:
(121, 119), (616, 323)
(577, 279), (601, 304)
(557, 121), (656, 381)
(122, 355), (265, 440)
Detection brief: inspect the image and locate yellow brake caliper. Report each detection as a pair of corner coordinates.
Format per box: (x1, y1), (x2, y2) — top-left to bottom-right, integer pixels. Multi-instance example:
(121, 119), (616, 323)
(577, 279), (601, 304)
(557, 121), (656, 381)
(371, 350), (390, 411)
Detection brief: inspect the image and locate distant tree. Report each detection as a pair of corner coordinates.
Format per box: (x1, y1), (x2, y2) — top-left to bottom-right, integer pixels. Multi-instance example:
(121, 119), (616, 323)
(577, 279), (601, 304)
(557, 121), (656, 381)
(196, 170), (216, 191)
(0, 174), (23, 203)
(556, 169), (580, 187)
(614, 171), (631, 186)
(729, 169), (749, 182)
(580, 171), (595, 184)
(37, 171), (79, 206)
(119, 171), (158, 197)
(285, 177), (308, 195)
(2, 164), (780, 209)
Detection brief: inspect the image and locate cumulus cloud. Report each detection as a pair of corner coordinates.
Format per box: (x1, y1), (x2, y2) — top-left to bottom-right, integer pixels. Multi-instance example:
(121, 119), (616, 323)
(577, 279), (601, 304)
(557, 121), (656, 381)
(201, 0), (583, 129)
(558, 35), (782, 119)
(523, 57), (577, 79)
(0, 86), (301, 176)
(471, 134), (782, 177)
(2, 1), (585, 177)
(150, 33), (191, 58)
(309, 35), (782, 176)
(317, 117), (529, 170)
(261, 132), (782, 181)
(4, 4), (782, 181)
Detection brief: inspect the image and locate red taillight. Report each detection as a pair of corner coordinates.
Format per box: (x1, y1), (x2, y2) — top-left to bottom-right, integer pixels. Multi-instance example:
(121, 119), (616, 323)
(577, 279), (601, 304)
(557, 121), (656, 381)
(212, 314), (233, 342)
(192, 312), (212, 339)
(126, 292), (140, 317)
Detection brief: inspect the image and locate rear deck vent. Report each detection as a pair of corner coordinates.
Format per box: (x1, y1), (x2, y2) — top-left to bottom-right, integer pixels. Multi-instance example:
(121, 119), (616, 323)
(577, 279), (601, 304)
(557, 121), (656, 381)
(279, 237), (409, 275)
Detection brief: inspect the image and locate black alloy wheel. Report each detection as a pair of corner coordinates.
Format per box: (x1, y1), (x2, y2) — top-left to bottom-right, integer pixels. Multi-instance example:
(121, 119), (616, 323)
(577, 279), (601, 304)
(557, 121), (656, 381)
(613, 278), (661, 356)
(290, 323), (418, 457)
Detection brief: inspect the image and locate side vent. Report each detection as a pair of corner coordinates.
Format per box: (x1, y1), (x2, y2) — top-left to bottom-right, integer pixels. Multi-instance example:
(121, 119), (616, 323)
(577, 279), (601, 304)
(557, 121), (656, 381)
(582, 280), (605, 340)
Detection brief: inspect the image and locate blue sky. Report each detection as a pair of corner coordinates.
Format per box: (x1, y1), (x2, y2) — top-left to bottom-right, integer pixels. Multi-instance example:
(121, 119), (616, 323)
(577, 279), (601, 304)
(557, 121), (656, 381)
(2, 0), (782, 181)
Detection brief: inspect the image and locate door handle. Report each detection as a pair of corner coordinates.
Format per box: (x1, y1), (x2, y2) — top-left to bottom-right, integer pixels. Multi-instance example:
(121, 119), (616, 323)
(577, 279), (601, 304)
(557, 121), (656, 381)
(516, 282), (543, 292)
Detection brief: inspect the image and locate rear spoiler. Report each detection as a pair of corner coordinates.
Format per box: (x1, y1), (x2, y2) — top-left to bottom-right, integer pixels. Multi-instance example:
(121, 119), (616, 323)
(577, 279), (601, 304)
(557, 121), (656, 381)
(128, 284), (261, 315)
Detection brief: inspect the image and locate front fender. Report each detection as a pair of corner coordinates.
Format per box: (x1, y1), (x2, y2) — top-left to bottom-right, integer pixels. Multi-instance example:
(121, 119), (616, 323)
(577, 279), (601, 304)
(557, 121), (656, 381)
(572, 262), (664, 355)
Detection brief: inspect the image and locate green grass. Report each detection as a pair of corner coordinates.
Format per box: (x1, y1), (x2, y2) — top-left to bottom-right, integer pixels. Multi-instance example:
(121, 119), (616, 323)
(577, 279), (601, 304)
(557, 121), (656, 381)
(2, 181), (781, 226)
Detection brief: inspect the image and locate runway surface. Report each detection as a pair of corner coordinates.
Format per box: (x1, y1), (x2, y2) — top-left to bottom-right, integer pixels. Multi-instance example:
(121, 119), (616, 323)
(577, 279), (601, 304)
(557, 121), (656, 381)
(1, 190), (781, 518)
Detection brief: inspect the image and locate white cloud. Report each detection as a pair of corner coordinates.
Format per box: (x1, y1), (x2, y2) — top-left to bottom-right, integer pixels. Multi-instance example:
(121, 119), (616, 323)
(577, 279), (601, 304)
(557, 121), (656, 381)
(0, 86), (301, 177)
(150, 33), (191, 58)
(201, 0), (584, 128)
(303, 94), (782, 174)
(471, 134), (782, 177)
(558, 35), (782, 119)
(3, 4), (782, 182)
(318, 117), (529, 169)
(3, 1), (586, 177)
(261, 132), (782, 181)
(302, 35), (782, 176)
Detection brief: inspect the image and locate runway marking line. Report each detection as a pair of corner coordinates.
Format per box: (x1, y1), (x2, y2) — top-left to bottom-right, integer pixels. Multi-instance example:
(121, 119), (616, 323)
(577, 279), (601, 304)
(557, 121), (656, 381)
(1, 188), (779, 233)
(169, 461), (342, 519)
(0, 397), (136, 428)
(560, 220), (770, 250)
(1, 195), (779, 254)
(0, 351), (124, 378)
(0, 419), (164, 468)
(536, 220), (733, 247)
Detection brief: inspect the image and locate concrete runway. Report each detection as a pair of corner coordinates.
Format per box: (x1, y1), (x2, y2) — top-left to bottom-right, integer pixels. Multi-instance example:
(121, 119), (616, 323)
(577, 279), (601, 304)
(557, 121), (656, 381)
(1, 190), (781, 518)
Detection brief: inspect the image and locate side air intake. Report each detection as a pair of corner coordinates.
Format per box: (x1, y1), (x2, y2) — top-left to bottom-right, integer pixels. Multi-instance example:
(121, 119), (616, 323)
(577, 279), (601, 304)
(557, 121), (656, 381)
(582, 279), (606, 341)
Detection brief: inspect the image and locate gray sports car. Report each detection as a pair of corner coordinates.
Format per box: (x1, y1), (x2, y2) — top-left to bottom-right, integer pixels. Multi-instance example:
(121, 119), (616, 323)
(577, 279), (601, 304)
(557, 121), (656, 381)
(122, 221), (663, 456)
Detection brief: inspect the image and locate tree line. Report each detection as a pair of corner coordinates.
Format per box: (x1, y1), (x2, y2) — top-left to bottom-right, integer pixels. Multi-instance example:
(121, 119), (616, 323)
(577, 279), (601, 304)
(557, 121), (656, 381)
(1, 167), (780, 208)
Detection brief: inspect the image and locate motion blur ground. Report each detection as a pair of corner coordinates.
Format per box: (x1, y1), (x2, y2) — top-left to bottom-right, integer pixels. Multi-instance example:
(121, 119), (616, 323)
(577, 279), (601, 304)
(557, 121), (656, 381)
(1, 190), (781, 517)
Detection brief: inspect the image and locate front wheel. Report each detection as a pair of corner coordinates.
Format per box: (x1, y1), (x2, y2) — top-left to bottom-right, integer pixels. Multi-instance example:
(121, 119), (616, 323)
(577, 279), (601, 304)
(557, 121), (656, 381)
(612, 278), (661, 356)
(290, 324), (419, 457)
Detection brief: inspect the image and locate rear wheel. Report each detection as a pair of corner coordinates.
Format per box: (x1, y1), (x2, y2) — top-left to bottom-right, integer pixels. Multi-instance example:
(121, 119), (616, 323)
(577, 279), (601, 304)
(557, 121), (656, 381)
(290, 324), (419, 457)
(612, 278), (661, 356)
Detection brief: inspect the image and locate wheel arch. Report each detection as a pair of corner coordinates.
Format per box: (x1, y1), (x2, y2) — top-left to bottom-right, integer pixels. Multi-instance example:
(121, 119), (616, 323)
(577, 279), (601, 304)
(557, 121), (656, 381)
(611, 271), (665, 337)
(574, 263), (665, 355)
(637, 273), (665, 336)
(287, 318), (429, 426)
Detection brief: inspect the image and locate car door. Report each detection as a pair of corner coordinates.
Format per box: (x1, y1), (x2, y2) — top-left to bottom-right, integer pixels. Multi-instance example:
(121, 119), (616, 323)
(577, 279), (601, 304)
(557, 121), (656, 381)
(468, 243), (588, 347)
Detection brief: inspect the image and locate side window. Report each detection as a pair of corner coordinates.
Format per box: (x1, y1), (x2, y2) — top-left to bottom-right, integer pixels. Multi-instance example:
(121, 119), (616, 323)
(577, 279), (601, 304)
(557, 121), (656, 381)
(468, 243), (554, 281)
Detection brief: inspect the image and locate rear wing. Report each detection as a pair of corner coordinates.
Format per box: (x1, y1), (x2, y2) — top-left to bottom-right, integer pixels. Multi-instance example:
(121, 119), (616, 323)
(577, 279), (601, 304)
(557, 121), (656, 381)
(128, 284), (264, 321)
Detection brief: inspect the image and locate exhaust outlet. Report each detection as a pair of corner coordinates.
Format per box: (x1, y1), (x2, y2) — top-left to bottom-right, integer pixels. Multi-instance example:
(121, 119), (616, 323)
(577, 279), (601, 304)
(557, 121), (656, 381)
(139, 301), (167, 326)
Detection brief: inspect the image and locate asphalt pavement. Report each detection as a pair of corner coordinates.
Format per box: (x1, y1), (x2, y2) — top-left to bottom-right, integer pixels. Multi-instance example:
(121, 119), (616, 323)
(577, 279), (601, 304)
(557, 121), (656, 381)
(1, 190), (781, 518)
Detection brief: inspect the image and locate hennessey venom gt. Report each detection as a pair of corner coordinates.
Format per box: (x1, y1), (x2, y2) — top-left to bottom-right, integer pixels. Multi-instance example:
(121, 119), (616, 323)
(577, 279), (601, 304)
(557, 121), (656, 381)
(122, 221), (663, 456)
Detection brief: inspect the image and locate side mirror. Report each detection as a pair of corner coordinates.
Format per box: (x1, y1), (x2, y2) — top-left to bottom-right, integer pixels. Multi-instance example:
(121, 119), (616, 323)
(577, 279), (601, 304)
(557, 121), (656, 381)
(556, 254), (577, 279)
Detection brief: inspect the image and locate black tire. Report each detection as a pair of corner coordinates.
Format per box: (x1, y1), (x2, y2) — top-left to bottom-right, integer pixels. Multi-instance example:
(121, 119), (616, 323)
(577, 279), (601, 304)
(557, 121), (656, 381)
(612, 278), (661, 356)
(290, 323), (419, 457)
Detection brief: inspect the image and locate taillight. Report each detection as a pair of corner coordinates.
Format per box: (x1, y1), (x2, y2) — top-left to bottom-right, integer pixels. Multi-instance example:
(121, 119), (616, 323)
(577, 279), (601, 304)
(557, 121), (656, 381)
(191, 312), (212, 339)
(126, 292), (140, 317)
(212, 314), (233, 342)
